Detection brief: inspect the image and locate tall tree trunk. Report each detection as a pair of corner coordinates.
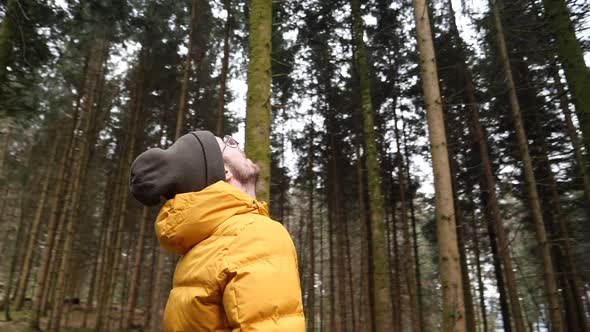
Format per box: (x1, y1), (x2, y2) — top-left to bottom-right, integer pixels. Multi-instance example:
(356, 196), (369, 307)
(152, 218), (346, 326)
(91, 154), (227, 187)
(97, 67), (143, 332)
(449, 168), (477, 332)
(393, 106), (421, 332)
(411, 0), (466, 330)
(551, 66), (590, 210)
(328, 201), (336, 332)
(144, 234), (157, 330)
(14, 132), (60, 310)
(387, 195), (403, 332)
(446, 0), (528, 327)
(30, 82), (80, 332)
(470, 210), (489, 332)
(95, 154), (125, 330)
(306, 127), (316, 332)
(533, 129), (589, 331)
(82, 199), (110, 328)
(489, 1), (563, 330)
(0, 0), (17, 93)
(542, 0), (590, 158)
(351, 0), (392, 329)
(216, 0), (231, 136)
(355, 138), (372, 332)
(176, 0), (198, 139)
(4, 189), (25, 321)
(342, 213), (357, 331)
(480, 178), (513, 332)
(49, 38), (109, 332)
(245, 0), (272, 202)
(402, 120), (426, 331)
(124, 206), (150, 329)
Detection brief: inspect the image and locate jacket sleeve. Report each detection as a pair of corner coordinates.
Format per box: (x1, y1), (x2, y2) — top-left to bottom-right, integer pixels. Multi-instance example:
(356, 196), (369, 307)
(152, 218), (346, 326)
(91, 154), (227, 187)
(221, 219), (305, 331)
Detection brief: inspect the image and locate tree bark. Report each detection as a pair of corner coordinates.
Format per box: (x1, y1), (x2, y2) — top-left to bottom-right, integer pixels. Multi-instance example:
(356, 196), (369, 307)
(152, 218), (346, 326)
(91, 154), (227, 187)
(350, 0), (392, 329)
(446, 1), (527, 329)
(355, 138), (371, 332)
(49, 38), (109, 332)
(176, 0), (198, 139)
(551, 66), (590, 211)
(489, 1), (563, 330)
(470, 210), (489, 332)
(542, 0), (590, 159)
(393, 106), (421, 332)
(411, 0), (466, 330)
(14, 132), (61, 310)
(96, 62), (143, 332)
(402, 120), (426, 331)
(245, 0), (272, 202)
(4, 189), (25, 321)
(306, 127), (316, 332)
(0, 0), (17, 93)
(387, 192), (403, 332)
(124, 206), (150, 329)
(215, 0), (231, 136)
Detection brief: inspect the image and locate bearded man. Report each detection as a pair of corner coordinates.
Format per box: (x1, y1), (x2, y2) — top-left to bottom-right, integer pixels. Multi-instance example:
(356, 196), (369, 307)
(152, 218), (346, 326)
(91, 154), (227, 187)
(129, 131), (305, 332)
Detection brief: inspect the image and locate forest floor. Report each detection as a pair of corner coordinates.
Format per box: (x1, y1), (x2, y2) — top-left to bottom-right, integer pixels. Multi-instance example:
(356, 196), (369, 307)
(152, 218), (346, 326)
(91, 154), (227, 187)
(0, 303), (146, 331)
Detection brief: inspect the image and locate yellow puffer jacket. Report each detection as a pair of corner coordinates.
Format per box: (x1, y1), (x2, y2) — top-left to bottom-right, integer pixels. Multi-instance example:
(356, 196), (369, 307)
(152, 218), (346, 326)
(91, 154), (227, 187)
(155, 181), (305, 332)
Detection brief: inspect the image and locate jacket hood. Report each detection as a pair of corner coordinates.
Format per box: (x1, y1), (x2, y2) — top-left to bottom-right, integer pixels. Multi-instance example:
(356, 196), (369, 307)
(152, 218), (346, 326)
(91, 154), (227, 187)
(155, 181), (269, 255)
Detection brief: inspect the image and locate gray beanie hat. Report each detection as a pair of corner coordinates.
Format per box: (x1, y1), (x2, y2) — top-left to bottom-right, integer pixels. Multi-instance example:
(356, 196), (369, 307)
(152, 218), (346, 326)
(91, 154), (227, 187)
(129, 130), (225, 206)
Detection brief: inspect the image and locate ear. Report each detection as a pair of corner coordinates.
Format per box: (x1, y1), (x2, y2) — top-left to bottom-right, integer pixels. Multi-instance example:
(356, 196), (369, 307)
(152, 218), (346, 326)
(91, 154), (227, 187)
(224, 165), (233, 182)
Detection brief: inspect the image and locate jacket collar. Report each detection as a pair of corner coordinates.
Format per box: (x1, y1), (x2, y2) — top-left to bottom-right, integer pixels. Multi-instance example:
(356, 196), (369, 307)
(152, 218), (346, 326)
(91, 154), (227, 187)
(155, 181), (269, 255)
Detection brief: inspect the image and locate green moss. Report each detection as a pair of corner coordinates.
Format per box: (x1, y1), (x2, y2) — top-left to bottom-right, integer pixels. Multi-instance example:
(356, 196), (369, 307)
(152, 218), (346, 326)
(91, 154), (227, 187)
(245, 0), (272, 203)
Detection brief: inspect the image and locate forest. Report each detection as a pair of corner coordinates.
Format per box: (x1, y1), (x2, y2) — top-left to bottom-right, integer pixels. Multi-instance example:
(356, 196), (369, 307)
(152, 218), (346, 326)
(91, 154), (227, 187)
(0, 0), (589, 331)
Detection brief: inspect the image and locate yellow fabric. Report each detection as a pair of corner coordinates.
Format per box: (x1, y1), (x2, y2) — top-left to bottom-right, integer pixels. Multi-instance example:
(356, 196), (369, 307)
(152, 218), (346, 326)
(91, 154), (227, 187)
(155, 181), (305, 332)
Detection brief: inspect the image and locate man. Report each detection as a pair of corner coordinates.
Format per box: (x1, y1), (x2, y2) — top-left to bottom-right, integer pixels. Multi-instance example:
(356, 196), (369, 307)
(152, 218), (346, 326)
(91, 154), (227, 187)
(129, 131), (305, 331)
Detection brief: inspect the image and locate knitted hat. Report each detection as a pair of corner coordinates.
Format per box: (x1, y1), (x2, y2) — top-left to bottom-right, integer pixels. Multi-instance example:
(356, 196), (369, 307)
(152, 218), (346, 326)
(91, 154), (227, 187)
(129, 131), (224, 206)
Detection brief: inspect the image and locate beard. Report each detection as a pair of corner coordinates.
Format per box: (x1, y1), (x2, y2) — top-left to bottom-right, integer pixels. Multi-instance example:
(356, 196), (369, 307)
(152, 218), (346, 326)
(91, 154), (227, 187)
(224, 156), (261, 185)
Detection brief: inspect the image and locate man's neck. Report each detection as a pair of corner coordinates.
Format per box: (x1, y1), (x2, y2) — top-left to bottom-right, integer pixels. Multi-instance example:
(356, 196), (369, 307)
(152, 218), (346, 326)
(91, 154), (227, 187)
(228, 179), (257, 199)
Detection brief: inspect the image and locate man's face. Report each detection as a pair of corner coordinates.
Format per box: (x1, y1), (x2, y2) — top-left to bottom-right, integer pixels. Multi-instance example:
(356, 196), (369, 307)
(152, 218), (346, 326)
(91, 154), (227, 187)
(216, 136), (260, 185)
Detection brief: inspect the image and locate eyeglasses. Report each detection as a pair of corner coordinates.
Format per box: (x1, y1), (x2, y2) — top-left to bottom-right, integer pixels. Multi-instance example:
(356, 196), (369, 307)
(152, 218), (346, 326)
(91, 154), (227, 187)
(222, 135), (239, 153)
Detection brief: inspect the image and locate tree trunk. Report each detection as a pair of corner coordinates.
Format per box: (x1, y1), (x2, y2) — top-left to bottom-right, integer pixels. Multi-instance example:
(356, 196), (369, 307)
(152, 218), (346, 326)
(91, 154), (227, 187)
(82, 201), (110, 328)
(328, 201), (336, 332)
(30, 81), (79, 332)
(411, 0), (466, 330)
(49, 38), (109, 332)
(350, 0), (392, 329)
(342, 212), (358, 331)
(319, 212), (325, 332)
(4, 189), (25, 321)
(551, 66), (590, 211)
(534, 131), (589, 332)
(14, 132), (61, 310)
(542, 0), (590, 159)
(445, 1), (528, 328)
(387, 194), (403, 332)
(489, 1), (563, 330)
(149, 249), (167, 332)
(0, 0), (17, 92)
(470, 210), (489, 332)
(97, 64), (143, 332)
(124, 206), (150, 329)
(402, 120), (426, 331)
(144, 234), (158, 331)
(216, 0), (231, 136)
(449, 172), (476, 332)
(245, 0), (272, 202)
(306, 127), (316, 332)
(119, 233), (131, 331)
(393, 105), (421, 332)
(355, 138), (372, 332)
(176, 0), (198, 139)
